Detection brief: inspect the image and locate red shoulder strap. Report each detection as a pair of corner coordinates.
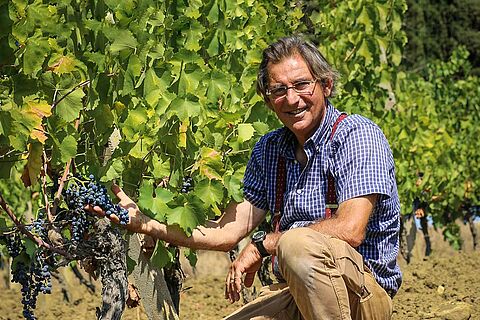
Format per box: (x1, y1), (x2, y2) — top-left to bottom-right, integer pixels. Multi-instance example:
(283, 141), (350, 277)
(325, 113), (348, 218)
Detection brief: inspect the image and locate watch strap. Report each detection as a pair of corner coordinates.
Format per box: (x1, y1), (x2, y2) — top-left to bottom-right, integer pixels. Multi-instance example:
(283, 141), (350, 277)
(253, 238), (269, 258)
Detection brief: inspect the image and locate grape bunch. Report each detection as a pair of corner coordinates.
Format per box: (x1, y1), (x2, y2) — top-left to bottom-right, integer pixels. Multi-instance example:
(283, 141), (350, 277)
(25, 216), (47, 240)
(64, 174), (130, 234)
(180, 176), (194, 193)
(2, 233), (51, 320)
(12, 252), (52, 320)
(3, 232), (24, 258)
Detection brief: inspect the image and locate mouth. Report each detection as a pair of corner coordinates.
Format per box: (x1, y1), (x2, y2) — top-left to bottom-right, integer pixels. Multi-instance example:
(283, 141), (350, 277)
(286, 107), (308, 116)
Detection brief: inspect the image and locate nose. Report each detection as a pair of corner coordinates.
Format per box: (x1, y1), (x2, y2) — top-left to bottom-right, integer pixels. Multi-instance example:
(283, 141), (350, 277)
(285, 88), (300, 105)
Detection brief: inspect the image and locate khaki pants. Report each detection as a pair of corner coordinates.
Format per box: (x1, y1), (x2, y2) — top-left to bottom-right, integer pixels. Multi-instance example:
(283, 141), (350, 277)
(224, 228), (392, 320)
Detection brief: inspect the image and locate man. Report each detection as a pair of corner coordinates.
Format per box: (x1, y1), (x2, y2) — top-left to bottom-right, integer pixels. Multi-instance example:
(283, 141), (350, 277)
(93, 35), (402, 319)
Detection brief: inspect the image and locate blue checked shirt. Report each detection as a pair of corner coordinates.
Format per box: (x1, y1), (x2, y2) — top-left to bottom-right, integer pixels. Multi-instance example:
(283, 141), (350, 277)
(243, 103), (402, 295)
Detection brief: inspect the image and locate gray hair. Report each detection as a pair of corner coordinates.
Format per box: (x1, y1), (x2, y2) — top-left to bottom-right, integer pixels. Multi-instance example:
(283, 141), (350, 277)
(256, 35), (339, 102)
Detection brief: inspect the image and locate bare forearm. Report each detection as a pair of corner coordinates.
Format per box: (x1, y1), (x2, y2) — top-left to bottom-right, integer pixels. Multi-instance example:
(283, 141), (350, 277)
(141, 217), (244, 252)
(307, 216), (364, 247)
(134, 200), (266, 252)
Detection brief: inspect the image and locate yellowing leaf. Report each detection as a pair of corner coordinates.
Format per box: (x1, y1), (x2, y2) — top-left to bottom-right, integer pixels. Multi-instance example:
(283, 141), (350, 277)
(31, 125), (48, 144)
(48, 55), (76, 74)
(193, 147), (224, 181)
(21, 142), (43, 187)
(26, 100), (52, 118)
(179, 121), (188, 148)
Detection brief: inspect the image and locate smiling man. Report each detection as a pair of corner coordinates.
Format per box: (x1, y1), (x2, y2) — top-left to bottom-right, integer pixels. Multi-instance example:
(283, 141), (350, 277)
(223, 35), (402, 319)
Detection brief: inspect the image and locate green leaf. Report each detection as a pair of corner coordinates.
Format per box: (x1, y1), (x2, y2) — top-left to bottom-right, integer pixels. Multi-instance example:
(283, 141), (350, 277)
(169, 97), (201, 121)
(207, 0), (219, 24)
(206, 30), (220, 57)
(123, 55), (142, 95)
(55, 88), (85, 122)
(193, 147), (224, 181)
(24, 238), (37, 259)
(237, 123), (255, 143)
(23, 38), (50, 76)
(129, 137), (154, 159)
(151, 154), (171, 179)
(357, 38), (373, 62)
(144, 68), (170, 107)
(224, 172), (243, 202)
(102, 159), (125, 181)
(109, 29), (138, 53)
(138, 180), (155, 216)
(167, 205), (200, 236)
(59, 135), (77, 163)
(138, 181), (172, 220)
(150, 241), (172, 268)
(206, 70), (230, 101)
(252, 121), (270, 135)
(183, 248), (198, 267)
(126, 255), (137, 273)
(178, 66), (203, 97)
(24, 142), (43, 187)
(122, 108), (148, 141)
(195, 179), (224, 207)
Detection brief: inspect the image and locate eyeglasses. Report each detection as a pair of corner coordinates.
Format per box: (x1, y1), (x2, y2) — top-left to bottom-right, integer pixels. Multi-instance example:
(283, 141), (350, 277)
(266, 79), (318, 98)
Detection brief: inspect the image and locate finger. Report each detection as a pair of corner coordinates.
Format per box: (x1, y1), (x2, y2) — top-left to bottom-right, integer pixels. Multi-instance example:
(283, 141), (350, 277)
(111, 184), (131, 202)
(225, 273), (236, 303)
(85, 204), (105, 216)
(234, 272), (243, 294)
(244, 272), (255, 288)
(106, 213), (120, 224)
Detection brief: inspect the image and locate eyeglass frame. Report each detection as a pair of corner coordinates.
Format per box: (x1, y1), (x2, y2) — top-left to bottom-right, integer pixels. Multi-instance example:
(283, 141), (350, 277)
(265, 78), (319, 98)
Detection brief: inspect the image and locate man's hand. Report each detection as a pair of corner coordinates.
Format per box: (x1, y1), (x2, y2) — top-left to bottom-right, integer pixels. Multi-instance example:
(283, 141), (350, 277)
(225, 242), (262, 303)
(85, 184), (147, 234)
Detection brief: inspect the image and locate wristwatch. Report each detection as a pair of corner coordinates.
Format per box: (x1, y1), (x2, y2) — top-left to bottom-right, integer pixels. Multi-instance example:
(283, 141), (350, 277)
(251, 231), (269, 258)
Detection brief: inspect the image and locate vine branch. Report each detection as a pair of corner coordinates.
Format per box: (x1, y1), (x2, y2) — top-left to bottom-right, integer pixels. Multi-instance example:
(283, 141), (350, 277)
(0, 192), (73, 259)
(51, 118), (80, 217)
(51, 80), (90, 110)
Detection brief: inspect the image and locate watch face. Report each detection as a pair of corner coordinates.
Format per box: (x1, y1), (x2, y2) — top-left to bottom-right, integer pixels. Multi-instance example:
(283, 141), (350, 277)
(253, 231), (266, 242)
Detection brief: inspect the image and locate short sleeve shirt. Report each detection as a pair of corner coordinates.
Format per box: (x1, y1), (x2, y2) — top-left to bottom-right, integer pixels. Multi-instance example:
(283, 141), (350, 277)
(243, 103), (402, 295)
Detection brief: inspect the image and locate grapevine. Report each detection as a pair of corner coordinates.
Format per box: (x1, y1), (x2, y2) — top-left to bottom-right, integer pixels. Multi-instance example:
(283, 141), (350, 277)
(0, 173), (129, 320)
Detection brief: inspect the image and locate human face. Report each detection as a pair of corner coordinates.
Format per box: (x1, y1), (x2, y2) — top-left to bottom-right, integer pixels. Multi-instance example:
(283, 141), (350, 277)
(266, 54), (331, 145)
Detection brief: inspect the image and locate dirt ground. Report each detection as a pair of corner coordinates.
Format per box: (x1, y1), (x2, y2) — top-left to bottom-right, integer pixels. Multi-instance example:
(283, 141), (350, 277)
(0, 223), (478, 320)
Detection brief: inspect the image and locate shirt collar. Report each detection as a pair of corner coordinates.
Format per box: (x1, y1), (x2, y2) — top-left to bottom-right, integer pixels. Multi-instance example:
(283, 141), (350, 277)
(304, 101), (340, 150)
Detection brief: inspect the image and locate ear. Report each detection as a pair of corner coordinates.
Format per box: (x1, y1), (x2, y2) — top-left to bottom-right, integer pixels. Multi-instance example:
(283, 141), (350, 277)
(323, 78), (333, 97)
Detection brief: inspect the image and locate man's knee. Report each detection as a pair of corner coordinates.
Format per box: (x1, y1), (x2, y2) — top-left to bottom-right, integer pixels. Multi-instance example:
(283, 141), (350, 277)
(277, 228), (333, 276)
(278, 227), (329, 253)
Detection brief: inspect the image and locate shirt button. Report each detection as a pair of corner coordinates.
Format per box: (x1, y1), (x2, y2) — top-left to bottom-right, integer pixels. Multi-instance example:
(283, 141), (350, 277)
(296, 189), (303, 194)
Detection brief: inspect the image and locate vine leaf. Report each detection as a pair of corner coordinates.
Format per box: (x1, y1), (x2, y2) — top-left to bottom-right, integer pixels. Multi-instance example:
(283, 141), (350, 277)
(103, 159), (125, 181)
(138, 181), (172, 220)
(193, 147), (224, 181)
(55, 88), (85, 122)
(59, 135), (77, 163)
(109, 29), (138, 53)
(122, 108), (148, 142)
(21, 142), (43, 187)
(237, 123), (255, 143)
(167, 205), (200, 237)
(195, 179), (224, 207)
(24, 238), (37, 259)
(150, 241), (172, 268)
